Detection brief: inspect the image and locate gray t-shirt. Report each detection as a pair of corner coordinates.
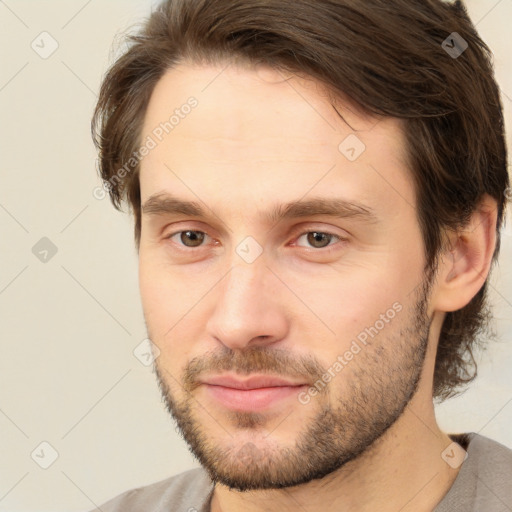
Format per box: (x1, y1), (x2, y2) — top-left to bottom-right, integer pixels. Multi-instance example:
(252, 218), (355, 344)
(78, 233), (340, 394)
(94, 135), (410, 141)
(91, 433), (512, 511)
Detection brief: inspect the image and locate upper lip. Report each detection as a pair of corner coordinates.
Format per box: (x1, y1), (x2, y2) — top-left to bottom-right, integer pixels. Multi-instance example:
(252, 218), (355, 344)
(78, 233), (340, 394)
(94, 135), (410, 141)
(200, 374), (307, 390)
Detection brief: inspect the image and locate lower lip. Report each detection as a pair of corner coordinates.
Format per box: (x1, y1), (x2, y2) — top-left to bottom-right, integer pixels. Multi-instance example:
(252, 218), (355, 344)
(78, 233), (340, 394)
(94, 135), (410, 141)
(203, 384), (307, 411)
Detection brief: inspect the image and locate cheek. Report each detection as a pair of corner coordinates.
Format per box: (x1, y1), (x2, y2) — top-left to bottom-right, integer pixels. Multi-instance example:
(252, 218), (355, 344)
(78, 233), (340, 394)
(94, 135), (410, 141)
(138, 254), (188, 348)
(139, 247), (189, 309)
(139, 257), (166, 326)
(288, 262), (415, 352)
(139, 254), (210, 363)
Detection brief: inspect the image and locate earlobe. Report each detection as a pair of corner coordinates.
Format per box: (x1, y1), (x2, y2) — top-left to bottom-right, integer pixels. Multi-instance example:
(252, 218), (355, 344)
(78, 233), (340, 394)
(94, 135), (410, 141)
(432, 194), (498, 313)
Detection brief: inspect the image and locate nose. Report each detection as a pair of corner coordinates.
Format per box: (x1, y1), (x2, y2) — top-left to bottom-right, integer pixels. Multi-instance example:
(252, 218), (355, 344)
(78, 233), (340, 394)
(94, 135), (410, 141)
(205, 260), (289, 351)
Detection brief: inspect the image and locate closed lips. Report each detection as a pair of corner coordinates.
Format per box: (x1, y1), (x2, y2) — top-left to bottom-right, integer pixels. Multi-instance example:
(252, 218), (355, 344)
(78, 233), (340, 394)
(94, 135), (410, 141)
(201, 375), (308, 390)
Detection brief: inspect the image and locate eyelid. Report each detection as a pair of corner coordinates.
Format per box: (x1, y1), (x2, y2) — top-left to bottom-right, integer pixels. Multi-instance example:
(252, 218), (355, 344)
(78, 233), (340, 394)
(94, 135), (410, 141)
(289, 223), (347, 239)
(162, 221), (214, 241)
(292, 219), (348, 237)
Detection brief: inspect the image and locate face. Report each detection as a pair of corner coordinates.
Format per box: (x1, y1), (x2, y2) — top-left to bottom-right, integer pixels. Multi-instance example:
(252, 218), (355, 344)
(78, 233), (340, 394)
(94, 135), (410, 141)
(138, 61), (436, 490)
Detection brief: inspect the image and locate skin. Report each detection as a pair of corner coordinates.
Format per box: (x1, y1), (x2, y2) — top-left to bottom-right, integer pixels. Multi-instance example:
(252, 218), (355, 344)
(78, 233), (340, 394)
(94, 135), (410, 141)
(137, 61), (497, 512)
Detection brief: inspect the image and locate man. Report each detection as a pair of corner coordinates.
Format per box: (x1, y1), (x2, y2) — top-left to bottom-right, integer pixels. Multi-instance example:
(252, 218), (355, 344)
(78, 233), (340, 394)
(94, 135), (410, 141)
(90, 0), (511, 510)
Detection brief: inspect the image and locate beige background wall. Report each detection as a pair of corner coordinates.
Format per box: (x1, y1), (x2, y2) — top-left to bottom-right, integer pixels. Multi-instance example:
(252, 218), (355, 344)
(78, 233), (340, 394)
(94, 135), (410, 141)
(0, 1), (511, 510)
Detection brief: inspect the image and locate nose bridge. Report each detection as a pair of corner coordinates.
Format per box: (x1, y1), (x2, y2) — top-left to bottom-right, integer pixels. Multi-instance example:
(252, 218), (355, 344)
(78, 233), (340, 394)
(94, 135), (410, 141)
(206, 255), (287, 349)
(216, 222), (271, 306)
(219, 257), (270, 317)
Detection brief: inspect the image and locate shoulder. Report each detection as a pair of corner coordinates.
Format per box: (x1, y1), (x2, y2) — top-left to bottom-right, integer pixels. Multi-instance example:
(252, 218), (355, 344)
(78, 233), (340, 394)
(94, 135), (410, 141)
(435, 432), (512, 511)
(90, 466), (214, 512)
(470, 431), (511, 453)
(458, 432), (512, 473)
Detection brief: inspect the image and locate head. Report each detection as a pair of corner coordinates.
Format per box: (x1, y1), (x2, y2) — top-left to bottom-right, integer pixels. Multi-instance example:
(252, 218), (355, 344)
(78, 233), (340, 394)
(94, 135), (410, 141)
(92, 0), (509, 491)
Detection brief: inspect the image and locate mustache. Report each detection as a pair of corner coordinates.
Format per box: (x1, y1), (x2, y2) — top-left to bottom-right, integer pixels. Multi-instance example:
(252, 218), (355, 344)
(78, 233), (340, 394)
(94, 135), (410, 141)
(181, 346), (326, 392)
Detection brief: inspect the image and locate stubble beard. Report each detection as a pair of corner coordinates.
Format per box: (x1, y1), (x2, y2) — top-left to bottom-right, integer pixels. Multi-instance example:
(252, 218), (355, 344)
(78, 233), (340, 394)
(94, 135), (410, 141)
(152, 277), (433, 491)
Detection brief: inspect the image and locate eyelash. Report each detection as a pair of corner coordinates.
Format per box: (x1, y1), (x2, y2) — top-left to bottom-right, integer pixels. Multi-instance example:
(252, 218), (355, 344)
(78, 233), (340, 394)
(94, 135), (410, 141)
(164, 228), (345, 252)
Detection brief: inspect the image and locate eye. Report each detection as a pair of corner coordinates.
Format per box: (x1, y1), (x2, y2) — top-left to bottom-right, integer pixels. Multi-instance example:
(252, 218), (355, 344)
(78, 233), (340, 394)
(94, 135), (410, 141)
(295, 231), (342, 249)
(166, 230), (211, 248)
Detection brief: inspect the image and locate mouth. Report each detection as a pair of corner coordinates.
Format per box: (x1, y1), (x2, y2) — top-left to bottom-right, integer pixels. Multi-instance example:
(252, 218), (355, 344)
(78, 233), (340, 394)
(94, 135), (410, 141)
(198, 374), (309, 411)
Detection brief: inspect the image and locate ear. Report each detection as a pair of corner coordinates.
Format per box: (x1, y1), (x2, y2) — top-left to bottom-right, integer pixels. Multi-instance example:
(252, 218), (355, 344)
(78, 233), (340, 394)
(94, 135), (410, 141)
(431, 194), (498, 313)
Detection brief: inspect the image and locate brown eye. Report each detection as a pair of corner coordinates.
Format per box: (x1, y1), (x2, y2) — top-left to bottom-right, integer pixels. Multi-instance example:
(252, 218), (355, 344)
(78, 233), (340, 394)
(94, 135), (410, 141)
(297, 231), (339, 249)
(168, 230), (207, 248)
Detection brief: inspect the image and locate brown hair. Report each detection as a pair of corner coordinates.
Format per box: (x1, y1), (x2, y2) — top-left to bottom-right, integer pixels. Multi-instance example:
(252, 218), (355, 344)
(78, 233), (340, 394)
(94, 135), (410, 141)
(91, 0), (509, 401)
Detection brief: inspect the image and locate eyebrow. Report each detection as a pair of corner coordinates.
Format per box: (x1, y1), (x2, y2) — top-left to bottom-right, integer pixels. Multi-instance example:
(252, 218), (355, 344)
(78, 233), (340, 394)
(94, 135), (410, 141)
(141, 192), (379, 225)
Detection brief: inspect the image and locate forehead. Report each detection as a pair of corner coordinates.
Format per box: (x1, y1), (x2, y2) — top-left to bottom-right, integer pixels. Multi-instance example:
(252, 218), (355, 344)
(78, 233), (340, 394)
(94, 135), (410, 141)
(139, 61), (415, 220)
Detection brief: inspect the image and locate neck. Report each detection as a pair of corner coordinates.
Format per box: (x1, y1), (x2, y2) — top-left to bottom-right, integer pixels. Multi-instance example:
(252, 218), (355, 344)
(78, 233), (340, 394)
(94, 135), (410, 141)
(210, 388), (460, 512)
